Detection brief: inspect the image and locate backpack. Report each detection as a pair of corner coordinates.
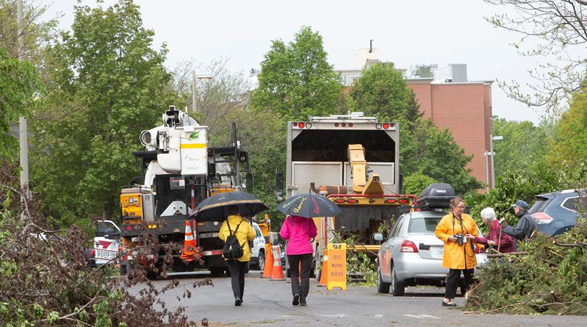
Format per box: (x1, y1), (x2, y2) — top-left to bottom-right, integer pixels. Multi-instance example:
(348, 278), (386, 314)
(222, 221), (244, 259)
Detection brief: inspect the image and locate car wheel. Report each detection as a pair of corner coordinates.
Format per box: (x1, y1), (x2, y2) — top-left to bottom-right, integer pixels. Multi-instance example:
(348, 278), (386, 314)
(391, 265), (405, 296)
(258, 251), (265, 271)
(377, 266), (390, 294)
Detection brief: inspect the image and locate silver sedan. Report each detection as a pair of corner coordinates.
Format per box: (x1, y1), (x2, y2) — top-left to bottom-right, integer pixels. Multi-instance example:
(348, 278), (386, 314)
(374, 210), (488, 296)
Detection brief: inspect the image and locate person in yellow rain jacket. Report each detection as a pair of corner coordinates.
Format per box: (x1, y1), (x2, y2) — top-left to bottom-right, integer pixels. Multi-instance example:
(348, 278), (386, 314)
(219, 205), (256, 306)
(435, 197), (482, 307)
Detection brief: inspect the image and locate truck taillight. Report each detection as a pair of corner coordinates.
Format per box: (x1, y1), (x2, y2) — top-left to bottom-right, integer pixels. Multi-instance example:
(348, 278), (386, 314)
(385, 199), (397, 204)
(532, 212), (553, 224)
(293, 122), (311, 129)
(400, 240), (419, 253)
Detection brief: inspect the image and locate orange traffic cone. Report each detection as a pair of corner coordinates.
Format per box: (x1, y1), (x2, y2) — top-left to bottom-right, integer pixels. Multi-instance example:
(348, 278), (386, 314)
(180, 220), (198, 261)
(262, 243), (274, 278)
(318, 249), (328, 287)
(270, 245), (285, 281)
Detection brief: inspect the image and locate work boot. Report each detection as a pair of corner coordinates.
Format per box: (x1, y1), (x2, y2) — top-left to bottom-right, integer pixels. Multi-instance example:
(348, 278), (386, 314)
(292, 294), (299, 306)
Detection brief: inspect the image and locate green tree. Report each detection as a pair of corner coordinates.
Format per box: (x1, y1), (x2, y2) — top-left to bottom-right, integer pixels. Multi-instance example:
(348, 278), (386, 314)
(491, 116), (551, 182)
(0, 0), (57, 63)
(30, 0), (177, 224)
(546, 78), (587, 180)
(0, 47), (42, 158)
(249, 26), (344, 120)
(348, 62), (422, 125)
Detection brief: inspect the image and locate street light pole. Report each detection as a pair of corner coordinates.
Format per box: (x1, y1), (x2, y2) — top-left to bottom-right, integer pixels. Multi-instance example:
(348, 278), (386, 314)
(18, 0), (29, 201)
(484, 151), (490, 193)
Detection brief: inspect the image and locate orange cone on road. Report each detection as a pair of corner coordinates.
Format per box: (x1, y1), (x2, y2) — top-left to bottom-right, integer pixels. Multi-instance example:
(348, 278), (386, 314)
(180, 220), (198, 262)
(270, 245), (285, 281)
(318, 249), (328, 287)
(262, 243), (274, 278)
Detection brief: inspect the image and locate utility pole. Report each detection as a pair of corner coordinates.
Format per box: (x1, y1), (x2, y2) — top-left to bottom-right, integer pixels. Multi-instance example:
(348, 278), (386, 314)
(18, 0), (29, 201)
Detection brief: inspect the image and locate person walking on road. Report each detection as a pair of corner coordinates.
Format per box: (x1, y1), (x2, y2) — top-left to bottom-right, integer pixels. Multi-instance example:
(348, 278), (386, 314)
(435, 197), (482, 307)
(280, 215), (317, 306)
(219, 205), (256, 306)
(474, 207), (515, 253)
(500, 200), (537, 250)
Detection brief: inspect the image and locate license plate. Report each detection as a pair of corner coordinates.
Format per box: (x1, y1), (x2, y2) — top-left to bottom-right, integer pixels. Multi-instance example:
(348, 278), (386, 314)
(95, 249), (117, 260)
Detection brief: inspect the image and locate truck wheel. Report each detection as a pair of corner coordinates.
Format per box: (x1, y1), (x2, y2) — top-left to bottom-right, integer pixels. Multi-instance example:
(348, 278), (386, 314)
(391, 265), (405, 296)
(258, 251), (265, 271)
(377, 266), (390, 294)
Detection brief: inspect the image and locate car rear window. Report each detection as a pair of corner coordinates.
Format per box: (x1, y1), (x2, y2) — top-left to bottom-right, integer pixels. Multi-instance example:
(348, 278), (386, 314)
(561, 197), (580, 212)
(409, 217), (441, 233)
(528, 196), (551, 214)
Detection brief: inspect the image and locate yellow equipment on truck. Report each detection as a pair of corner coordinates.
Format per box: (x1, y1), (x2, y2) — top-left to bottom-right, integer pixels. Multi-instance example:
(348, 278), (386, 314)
(119, 105), (252, 278)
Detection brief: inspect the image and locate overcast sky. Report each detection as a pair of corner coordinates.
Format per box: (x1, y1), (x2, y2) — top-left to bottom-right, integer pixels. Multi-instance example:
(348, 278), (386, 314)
(41, 0), (545, 124)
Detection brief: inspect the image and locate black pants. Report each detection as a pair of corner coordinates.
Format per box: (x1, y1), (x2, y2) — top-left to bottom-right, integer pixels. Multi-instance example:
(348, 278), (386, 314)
(226, 260), (248, 299)
(288, 253), (313, 300)
(444, 268), (474, 299)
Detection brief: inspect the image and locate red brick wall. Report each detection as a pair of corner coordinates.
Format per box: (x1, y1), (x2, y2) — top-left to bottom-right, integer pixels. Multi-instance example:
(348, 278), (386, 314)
(408, 80), (492, 191)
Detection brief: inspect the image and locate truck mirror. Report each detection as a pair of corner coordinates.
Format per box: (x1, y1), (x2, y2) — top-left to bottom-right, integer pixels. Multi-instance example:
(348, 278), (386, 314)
(105, 229), (121, 239)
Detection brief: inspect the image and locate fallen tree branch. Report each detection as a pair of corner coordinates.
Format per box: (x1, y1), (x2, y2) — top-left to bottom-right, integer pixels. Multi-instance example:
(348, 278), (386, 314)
(487, 251), (527, 258)
(554, 241), (587, 247)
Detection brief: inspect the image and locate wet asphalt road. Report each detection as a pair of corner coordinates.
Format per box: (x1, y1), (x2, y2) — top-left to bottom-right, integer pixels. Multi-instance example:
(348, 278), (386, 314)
(135, 270), (586, 327)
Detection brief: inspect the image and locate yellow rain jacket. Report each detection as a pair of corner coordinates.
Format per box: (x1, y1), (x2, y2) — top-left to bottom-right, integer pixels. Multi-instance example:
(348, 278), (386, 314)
(435, 213), (480, 270)
(219, 214), (256, 262)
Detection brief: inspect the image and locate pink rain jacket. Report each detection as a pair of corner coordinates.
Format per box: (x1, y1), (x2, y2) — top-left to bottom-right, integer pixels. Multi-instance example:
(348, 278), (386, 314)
(280, 215), (317, 255)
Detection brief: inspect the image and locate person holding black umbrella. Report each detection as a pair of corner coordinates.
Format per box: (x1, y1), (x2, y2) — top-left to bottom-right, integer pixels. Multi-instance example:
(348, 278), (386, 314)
(277, 193), (340, 306)
(279, 215), (318, 306)
(218, 205), (256, 306)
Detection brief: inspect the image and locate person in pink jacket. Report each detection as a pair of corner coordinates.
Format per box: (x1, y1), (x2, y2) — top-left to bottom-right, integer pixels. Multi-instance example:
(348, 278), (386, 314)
(280, 215), (317, 306)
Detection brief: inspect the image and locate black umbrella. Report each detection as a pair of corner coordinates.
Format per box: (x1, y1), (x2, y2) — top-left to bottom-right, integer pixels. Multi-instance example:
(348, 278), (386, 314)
(191, 191), (269, 221)
(277, 193), (341, 218)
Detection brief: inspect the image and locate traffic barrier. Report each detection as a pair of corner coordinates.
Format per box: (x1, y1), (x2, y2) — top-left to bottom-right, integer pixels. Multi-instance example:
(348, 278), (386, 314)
(180, 220), (197, 261)
(270, 245), (285, 281)
(318, 249), (328, 287)
(262, 243), (274, 278)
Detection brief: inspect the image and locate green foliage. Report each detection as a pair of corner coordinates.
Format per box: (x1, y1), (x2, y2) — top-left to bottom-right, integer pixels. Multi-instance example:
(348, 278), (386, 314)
(249, 26), (344, 121)
(30, 0), (178, 224)
(402, 172), (435, 196)
(546, 81), (587, 177)
(348, 62), (422, 124)
(0, 47), (42, 158)
(492, 116), (551, 182)
(467, 218), (587, 315)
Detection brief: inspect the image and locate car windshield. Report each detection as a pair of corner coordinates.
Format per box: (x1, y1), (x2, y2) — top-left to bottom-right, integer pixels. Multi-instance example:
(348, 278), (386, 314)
(408, 217), (441, 233)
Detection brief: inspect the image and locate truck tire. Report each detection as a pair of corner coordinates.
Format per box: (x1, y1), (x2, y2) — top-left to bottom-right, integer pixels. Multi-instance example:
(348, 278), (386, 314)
(391, 265), (405, 296)
(377, 266), (390, 294)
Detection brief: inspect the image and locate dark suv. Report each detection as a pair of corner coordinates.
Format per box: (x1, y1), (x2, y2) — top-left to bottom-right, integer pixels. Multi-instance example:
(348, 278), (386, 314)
(529, 189), (586, 236)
